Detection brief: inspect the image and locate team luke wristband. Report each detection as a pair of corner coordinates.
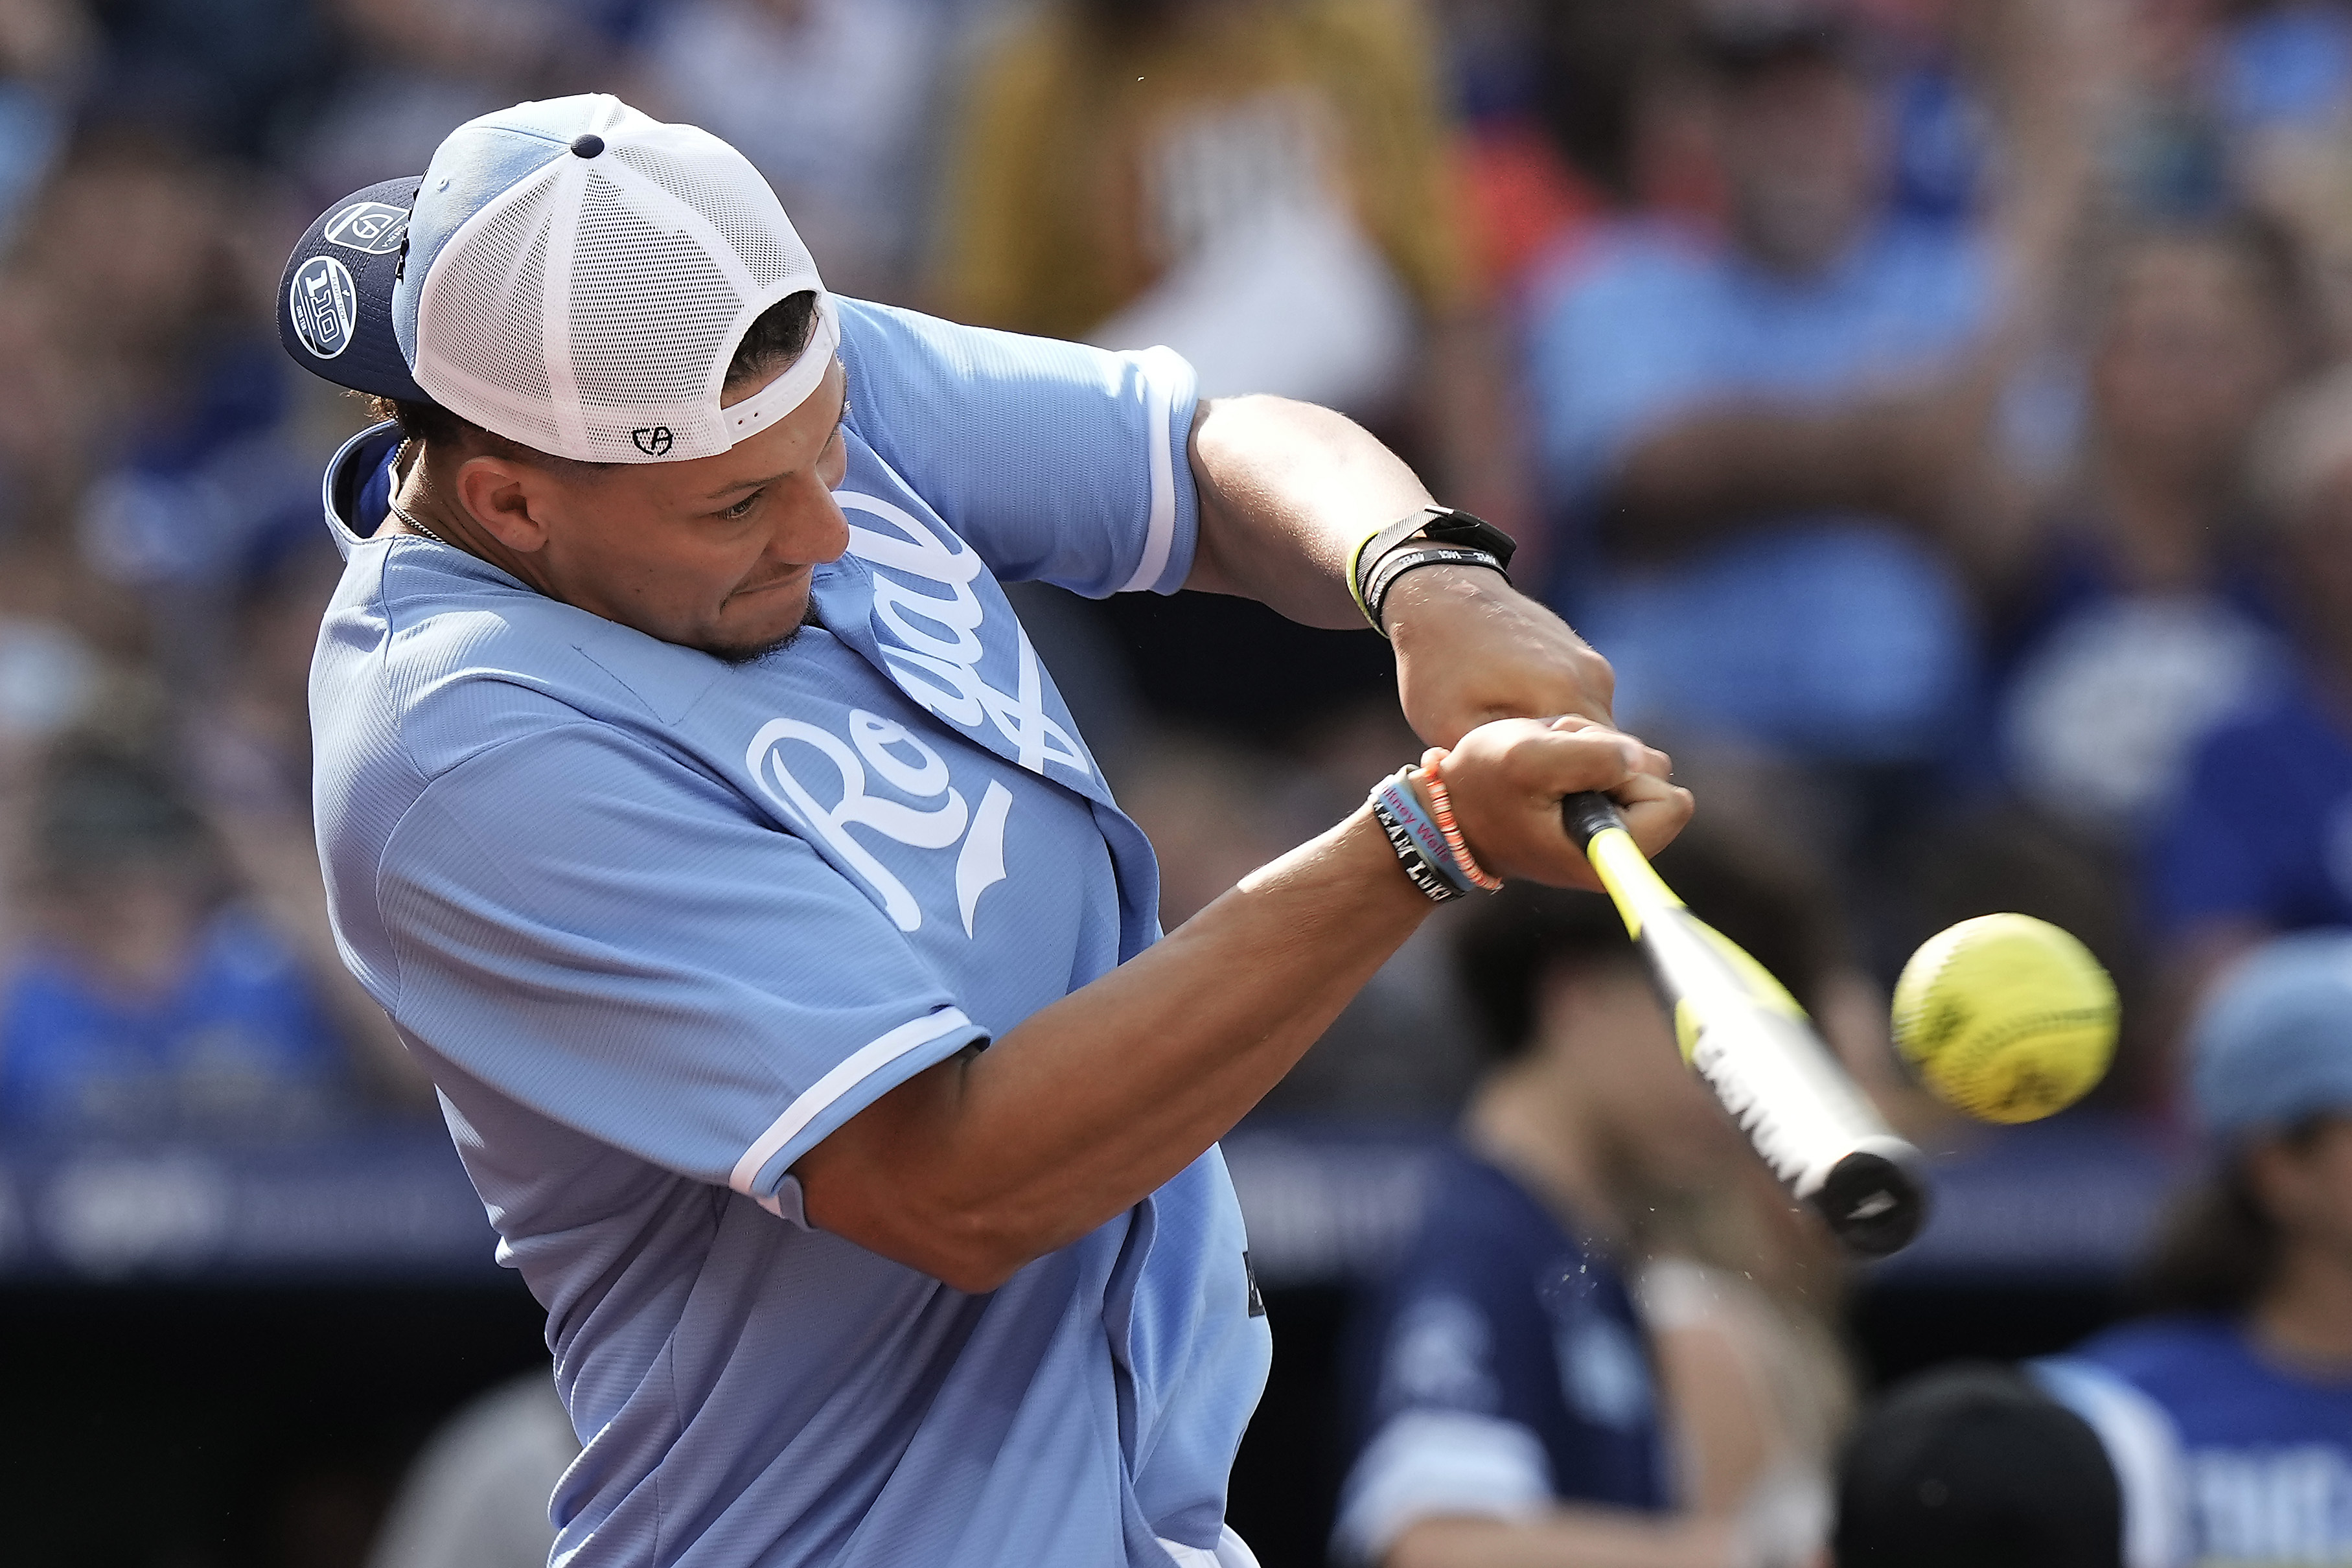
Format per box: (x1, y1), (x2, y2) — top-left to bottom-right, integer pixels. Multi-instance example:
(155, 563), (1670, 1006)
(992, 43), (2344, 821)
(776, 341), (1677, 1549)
(1368, 783), (1466, 903)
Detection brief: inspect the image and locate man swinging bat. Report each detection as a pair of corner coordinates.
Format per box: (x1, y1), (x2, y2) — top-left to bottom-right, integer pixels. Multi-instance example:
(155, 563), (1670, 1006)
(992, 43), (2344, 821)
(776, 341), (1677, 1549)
(284, 94), (1686, 1568)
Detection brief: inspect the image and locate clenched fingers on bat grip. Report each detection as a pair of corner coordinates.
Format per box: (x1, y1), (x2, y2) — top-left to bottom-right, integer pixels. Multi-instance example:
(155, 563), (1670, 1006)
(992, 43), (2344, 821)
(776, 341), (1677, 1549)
(1441, 720), (1692, 884)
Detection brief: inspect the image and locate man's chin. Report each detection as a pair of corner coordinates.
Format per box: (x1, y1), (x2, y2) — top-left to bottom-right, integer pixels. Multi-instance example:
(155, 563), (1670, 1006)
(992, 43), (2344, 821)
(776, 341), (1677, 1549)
(703, 599), (822, 666)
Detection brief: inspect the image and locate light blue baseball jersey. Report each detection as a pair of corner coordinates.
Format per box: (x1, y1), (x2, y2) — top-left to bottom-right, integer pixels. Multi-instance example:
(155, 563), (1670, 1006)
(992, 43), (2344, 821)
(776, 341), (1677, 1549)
(310, 298), (1273, 1567)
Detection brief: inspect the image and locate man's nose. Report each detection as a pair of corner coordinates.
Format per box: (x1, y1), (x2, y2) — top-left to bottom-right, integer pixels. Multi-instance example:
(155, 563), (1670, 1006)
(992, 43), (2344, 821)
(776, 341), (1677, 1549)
(781, 483), (851, 566)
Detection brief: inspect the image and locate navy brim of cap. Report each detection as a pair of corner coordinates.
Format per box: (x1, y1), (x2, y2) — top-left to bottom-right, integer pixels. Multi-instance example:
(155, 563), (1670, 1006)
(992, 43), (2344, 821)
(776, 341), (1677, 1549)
(277, 176), (430, 404)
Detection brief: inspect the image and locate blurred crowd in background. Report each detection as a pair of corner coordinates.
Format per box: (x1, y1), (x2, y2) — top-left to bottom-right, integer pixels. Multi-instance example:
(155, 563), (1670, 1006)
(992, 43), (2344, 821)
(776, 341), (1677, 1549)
(3, 0), (2352, 1564)
(14, 0), (2352, 1139)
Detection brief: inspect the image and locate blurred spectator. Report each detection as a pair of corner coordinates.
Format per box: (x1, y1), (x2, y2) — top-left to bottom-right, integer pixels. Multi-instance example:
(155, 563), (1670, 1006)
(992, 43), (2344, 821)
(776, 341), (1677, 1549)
(1524, 0), (2084, 776)
(1984, 222), (2300, 843)
(299, 0), (630, 198)
(0, 0), (92, 250)
(7, 128), (326, 689)
(2147, 363), (2352, 990)
(2072, 933), (2352, 1567)
(1828, 1361), (2187, 1568)
(2219, 0), (2352, 141)
(367, 1371), (579, 1568)
(1330, 823), (1857, 1568)
(0, 743), (349, 1135)
(81, 0), (323, 158)
(635, 0), (941, 301)
(1440, 0), (1707, 303)
(935, 0), (1457, 413)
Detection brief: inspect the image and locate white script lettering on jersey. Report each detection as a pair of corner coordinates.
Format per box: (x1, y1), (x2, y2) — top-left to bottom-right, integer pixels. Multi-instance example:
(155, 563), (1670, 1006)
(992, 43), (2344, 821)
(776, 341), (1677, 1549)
(746, 711), (1015, 938)
(838, 491), (1092, 779)
(743, 492), (1095, 938)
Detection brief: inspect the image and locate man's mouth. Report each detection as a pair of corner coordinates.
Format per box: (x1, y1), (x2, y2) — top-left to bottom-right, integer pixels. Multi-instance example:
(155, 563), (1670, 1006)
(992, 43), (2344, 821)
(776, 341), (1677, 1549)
(732, 567), (809, 600)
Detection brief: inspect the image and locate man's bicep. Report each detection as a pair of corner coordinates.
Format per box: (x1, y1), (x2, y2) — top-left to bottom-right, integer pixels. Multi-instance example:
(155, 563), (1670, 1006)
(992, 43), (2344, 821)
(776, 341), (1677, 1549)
(378, 727), (984, 1207)
(840, 299), (1202, 596)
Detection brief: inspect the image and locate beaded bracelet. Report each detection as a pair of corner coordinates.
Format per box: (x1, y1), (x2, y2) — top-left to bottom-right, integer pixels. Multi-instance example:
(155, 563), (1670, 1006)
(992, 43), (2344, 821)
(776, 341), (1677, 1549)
(1415, 754), (1504, 891)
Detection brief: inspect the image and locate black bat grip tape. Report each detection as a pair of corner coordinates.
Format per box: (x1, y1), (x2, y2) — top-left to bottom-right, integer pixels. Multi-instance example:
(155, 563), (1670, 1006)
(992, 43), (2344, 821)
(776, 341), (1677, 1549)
(1561, 791), (1626, 849)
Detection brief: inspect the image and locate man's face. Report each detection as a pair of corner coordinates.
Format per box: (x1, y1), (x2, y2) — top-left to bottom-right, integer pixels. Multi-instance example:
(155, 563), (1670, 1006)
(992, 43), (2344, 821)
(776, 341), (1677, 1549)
(2256, 1115), (2352, 1269)
(2094, 239), (2290, 484)
(1539, 962), (1744, 1189)
(1710, 58), (1884, 278)
(463, 359), (853, 662)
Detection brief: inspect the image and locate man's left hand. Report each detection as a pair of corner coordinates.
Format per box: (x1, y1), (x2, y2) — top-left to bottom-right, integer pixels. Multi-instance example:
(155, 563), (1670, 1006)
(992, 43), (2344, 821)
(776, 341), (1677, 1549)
(1381, 564), (1617, 747)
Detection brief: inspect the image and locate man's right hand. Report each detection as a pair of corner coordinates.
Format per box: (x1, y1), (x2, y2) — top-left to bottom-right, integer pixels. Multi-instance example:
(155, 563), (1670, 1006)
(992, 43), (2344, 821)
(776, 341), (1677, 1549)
(1428, 715), (1690, 894)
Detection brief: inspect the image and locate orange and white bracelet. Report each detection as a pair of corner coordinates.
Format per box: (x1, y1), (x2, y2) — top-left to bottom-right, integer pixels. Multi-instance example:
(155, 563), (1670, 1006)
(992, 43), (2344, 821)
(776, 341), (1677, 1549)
(1413, 752), (1504, 892)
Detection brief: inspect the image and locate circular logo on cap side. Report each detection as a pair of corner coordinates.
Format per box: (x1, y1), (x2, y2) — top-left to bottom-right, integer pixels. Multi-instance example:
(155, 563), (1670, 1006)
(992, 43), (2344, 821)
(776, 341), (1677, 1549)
(288, 255), (358, 360)
(630, 426), (674, 457)
(321, 200), (410, 255)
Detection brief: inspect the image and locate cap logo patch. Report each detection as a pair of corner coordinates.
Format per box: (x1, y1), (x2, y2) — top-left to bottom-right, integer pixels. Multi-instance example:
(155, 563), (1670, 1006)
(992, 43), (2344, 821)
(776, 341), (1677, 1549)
(322, 200), (409, 255)
(631, 426), (675, 457)
(288, 255), (358, 360)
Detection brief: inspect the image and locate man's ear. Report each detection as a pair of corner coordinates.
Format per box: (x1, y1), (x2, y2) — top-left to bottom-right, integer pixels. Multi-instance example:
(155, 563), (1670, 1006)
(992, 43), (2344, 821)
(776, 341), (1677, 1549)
(454, 454), (555, 553)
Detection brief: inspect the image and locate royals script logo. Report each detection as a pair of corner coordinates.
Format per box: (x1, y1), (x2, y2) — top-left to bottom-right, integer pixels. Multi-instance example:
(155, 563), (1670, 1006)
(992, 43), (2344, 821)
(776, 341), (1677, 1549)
(744, 493), (1091, 937)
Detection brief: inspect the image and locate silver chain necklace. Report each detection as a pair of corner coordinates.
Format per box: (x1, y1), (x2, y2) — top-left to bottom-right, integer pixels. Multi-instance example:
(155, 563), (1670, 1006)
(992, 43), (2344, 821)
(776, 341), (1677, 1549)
(386, 499), (454, 548)
(384, 443), (457, 548)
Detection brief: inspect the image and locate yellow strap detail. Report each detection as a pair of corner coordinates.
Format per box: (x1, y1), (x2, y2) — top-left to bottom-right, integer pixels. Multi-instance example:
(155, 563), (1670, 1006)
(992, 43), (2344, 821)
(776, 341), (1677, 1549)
(1345, 526), (1387, 627)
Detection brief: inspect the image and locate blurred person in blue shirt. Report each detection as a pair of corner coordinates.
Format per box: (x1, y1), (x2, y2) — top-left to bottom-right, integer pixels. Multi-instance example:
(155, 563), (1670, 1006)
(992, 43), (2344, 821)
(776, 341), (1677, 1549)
(2073, 933), (2352, 1567)
(1523, 1), (2084, 774)
(1334, 821), (1854, 1568)
(1980, 223), (2300, 846)
(2147, 362), (2352, 993)
(0, 743), (348, 1136)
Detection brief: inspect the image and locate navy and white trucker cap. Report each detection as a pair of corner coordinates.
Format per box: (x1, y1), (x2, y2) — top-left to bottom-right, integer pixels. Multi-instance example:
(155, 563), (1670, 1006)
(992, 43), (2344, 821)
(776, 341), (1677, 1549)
(278, 93), (836, 463)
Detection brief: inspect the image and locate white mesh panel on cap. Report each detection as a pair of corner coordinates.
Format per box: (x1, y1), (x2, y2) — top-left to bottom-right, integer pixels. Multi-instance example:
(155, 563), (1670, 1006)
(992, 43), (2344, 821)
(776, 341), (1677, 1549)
(567, 170), (749, 421)
(415, 167), (568, 452)
(408, 98), (827, 464)
(608, 141), (810, 290)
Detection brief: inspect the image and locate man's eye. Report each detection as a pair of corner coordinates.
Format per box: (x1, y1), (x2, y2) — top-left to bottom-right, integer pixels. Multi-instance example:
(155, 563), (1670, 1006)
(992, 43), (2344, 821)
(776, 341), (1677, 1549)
(722, 492), (761, 520)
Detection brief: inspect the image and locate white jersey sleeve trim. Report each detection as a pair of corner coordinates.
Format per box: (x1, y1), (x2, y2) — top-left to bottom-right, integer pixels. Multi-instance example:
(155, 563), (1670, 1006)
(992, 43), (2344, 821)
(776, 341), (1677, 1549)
(730, 1006), (974, 1203)
(1330, 1409), (1554, 1567)
(2031, 1357), (2194, 1568)
(1116, 346), (1186, 594)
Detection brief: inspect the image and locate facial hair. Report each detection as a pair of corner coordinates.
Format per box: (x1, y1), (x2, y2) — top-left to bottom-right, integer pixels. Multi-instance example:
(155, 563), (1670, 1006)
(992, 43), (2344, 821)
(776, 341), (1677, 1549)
(713, 599), (824, 667)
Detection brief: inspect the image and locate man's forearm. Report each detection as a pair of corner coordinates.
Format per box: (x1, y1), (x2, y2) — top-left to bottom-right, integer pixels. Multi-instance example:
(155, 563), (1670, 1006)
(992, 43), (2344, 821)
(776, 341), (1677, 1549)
(1182, 394), (1435, 627)
(796, 805), (1433, 1290)
(1180, 393), (1619, 748)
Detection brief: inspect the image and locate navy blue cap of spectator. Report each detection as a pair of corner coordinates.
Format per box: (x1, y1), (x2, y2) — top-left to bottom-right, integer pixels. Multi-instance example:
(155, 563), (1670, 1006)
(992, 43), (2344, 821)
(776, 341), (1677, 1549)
(2191, 932), (2352, 1144)
(276, 176), (430, 404)
(1832, 1363), (2123, 1568)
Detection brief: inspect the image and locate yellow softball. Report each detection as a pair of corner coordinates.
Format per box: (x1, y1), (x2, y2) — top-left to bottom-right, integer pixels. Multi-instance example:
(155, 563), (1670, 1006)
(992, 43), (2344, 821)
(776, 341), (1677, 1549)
(1891, 914), (2118, 1124)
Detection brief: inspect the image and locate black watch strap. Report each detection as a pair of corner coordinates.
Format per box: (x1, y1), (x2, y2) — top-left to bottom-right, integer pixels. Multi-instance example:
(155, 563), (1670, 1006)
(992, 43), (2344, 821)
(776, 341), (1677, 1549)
(1348, 506), (1517, 634)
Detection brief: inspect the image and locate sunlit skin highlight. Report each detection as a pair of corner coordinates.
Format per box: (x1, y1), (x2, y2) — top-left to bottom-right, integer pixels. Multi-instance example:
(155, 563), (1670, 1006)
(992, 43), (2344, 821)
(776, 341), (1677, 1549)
(387, 356), (853, 662)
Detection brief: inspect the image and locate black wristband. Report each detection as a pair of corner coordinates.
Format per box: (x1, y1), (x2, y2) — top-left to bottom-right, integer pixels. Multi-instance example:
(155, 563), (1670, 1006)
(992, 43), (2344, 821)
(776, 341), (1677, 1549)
(1349, 506), (1517, 636)
(1363, 545), (1506, 632)
(1368, 791), (1464, 903)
